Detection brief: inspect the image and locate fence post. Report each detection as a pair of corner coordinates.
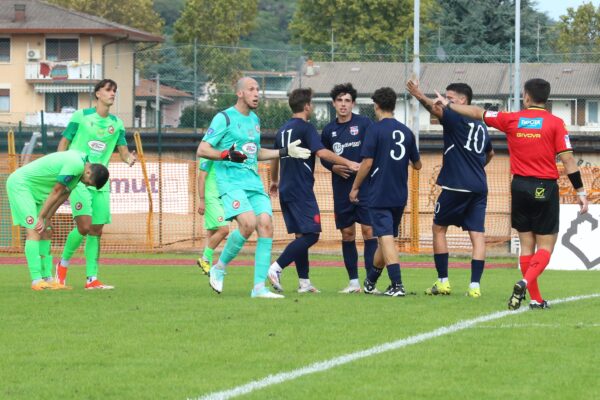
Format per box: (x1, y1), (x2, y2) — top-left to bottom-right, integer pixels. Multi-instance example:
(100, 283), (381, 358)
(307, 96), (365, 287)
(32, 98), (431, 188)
(40, 110), (47, 154)
(158, 110), (163, 248)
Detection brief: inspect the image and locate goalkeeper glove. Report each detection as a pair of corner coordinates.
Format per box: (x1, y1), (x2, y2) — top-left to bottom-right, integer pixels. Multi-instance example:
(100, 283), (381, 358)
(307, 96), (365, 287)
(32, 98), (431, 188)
(220, 144), (247, 163)
(279, 139), (311, 159)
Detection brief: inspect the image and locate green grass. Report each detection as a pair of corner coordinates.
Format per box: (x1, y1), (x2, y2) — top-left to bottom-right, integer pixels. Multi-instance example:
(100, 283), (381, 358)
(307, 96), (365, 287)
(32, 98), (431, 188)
(0, 260), (598, 400)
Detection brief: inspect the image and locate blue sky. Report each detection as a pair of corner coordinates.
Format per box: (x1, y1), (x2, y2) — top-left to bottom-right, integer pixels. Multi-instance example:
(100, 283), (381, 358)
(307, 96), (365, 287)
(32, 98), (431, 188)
(535, 0), (599, 20)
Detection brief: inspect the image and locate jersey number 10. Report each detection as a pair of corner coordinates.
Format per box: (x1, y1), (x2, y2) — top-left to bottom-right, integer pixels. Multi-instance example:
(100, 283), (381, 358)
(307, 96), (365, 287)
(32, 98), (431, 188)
(464, 122), (486, 154)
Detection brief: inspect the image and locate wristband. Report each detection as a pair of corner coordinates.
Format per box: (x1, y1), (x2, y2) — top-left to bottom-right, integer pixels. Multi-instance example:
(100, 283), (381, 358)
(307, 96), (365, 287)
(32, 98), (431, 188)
(567, 171), (583, 190)
(279, 147), (288, 157)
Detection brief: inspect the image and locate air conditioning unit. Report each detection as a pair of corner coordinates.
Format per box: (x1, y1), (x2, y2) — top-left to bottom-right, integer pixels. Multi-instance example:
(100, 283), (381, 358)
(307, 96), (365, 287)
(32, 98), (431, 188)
(27, 49), (41, 60)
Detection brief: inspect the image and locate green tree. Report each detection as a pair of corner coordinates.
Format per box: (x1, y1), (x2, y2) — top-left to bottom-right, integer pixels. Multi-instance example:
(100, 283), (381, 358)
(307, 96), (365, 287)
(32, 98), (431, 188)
(47, 0), (163, 34)
(552, 2), (600, 61)
(289, 0), (438, 61)
(173, 0), (258, 84)
(429, 0), (554, 62)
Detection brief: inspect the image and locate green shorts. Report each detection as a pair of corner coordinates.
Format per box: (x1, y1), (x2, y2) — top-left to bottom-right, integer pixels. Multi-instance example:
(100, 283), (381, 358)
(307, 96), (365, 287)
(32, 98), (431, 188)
(69, 182), (112, 225)
(204, 198), (228, 230)
(221, 189), (272, 221)
(6, 179), (42, 229)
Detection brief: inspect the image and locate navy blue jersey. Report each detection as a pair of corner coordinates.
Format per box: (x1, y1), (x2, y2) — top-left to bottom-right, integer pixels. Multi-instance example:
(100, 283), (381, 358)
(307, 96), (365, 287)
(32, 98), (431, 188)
(321, 113), (373, 205)
(273, 118), (324, 202)
(361, 118), (420, 208)
(437, 108), (492, 193)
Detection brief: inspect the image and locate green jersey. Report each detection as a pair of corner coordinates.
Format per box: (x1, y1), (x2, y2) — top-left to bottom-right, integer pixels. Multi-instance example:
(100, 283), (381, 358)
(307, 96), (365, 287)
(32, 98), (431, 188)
(9, 150), (87, 203)
(198, 158), (220, 202)
(62, 108), (126, 191)
(202, 107), (263, 194)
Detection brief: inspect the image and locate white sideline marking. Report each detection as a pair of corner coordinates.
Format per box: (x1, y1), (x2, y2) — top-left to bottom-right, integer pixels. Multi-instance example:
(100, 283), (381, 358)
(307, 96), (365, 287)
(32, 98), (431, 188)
(190, 293), (600, 400)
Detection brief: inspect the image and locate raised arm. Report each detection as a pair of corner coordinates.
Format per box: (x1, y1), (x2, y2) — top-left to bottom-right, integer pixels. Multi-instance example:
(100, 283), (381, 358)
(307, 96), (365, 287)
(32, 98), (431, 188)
(406, 80), (444, 120)
(435, 91), (486, 121)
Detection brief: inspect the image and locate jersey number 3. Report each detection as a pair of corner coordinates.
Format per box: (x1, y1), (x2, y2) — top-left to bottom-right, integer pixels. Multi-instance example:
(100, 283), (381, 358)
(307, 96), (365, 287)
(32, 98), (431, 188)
(390, 130), (406, 160)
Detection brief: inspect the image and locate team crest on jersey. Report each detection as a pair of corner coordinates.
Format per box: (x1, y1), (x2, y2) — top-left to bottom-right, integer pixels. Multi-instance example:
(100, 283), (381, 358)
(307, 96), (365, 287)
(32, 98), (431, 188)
(75, 202), (83, 210)
(217, 216), (224, 222)
(26, 216), (34, 225)
(108, 125), (115, 134)
(242, 143), (257, 154)
(350, 126), (359, 136)
(232, 200), (240, 209)
(206, 128), (215, 136)
(63, 176), (73, 183)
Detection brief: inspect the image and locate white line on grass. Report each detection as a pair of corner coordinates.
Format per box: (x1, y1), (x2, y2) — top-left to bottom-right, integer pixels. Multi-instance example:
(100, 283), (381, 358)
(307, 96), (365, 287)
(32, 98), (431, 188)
(189, 293), (600, 400)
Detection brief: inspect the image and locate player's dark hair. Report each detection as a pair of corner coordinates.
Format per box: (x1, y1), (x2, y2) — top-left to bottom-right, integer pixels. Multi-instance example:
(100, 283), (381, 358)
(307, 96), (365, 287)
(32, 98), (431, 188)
(371, 87), (396, 112)
(289, 88), (313, 113)
(446, 83), (473, 105)
(94, 79), (117, 100)
(330, 83), (357, 102)
(524, 78), (551, 104)
(90, 164), (110, 190)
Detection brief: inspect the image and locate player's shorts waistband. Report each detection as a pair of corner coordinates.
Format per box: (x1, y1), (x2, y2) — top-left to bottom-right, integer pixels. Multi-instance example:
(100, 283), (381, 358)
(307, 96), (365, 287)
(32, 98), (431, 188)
(513, 175), (556, 183)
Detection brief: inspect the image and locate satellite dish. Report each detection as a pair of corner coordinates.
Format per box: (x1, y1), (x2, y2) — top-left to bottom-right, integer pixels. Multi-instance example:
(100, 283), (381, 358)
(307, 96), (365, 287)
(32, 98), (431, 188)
(436, 46), (447, 61)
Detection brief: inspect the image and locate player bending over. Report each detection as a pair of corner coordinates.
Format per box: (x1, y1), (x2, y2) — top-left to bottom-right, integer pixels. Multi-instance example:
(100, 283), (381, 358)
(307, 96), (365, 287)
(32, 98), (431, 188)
(350, 87), (422, 296)
(6, 151), (108, 290)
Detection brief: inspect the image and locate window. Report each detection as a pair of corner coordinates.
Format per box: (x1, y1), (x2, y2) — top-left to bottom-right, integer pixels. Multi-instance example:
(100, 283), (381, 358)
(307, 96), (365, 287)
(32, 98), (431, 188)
(0, 38), (9, 62)
(45, 93), (78, 113)
(587, 101), (598, 125)
(0, 89), (9, 112)
(46, 39), (78, 61)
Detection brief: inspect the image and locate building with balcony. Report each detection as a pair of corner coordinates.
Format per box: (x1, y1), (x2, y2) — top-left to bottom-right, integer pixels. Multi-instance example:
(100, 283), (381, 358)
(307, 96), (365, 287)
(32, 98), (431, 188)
(0, 0), (162, 127)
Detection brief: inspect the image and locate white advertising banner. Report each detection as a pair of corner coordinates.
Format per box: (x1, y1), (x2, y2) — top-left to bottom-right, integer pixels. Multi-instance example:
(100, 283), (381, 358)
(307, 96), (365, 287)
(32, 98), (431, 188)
(58, 162), (189, 215)
(547, 204), (600, 271)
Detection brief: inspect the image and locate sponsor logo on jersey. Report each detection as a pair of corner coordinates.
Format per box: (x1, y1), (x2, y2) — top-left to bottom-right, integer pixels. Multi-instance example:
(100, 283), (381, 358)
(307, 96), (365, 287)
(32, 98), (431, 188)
(232, 200), (240, 209)
(516, 132), (541, 139)
(88, 140), (107, 152)
(206, 128), (215, 136)
(517, 117), (543, 129)
(350, 126), (359, 136)
(332, 141), (361, 155)
(63, 175), (73, 183)
(75, 202), (83, 210)
(564, 134), (572, 149)
(331, 131), (337, 137)
(485, 111), (499, 118)
(26, 216), (34, 225)
(108, 125), (115, 134)
(242, 143), (257, 154)
(535, 187), (545, 199)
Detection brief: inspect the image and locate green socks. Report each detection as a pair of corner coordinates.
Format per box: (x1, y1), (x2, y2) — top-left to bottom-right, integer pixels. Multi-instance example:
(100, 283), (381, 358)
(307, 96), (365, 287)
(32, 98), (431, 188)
(39, 240), (53, 279)
(202, 247), (215, 266)
(85, 235), (100, 278)
(62, 228), (84, 261)
(218, 230), (246, 266)
(254, 237), (272, 286)
(25, 240), (42, 281)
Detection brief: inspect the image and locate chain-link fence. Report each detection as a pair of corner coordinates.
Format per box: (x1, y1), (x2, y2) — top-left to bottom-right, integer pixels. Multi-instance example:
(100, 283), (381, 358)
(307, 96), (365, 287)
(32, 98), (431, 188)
(2, 41), (600, 255)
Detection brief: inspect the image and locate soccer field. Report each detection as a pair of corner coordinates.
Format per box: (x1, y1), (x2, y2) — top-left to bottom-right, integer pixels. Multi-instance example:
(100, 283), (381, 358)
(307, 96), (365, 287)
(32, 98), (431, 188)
(1, 258), (598, 400)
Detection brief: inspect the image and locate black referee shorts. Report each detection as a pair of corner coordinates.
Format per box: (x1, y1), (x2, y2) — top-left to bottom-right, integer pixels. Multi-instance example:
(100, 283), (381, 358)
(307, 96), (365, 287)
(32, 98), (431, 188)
(511, 175), (560, 235)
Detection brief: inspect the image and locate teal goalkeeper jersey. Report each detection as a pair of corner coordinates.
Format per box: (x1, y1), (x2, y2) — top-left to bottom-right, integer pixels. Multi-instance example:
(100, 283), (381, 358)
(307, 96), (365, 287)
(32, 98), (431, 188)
(62, 107), (127, 192)
(202, 107), (263, 195)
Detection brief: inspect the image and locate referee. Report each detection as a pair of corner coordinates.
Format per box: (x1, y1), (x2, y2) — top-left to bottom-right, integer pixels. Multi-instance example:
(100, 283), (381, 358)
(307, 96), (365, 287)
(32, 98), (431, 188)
(434, 78), (588, 310)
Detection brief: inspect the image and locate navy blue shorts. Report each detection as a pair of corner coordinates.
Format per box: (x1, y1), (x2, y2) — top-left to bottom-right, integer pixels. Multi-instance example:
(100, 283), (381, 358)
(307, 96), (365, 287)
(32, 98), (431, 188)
(433, 189), (487, 232)
(280, 199), (322, 234)
(334, 200), (371, 229)
(369, 207), (405, 237)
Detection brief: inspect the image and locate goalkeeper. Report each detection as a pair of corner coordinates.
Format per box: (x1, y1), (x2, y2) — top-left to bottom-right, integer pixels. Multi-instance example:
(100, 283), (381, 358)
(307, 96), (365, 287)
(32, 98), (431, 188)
(197, 77), (311, 298)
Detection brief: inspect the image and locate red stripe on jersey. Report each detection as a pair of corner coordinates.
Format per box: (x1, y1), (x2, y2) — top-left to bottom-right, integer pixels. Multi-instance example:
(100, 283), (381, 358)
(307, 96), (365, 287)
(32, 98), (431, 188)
(483, 107), (571, 179)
